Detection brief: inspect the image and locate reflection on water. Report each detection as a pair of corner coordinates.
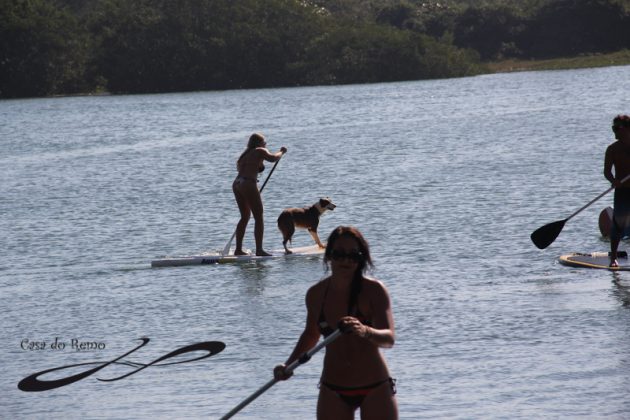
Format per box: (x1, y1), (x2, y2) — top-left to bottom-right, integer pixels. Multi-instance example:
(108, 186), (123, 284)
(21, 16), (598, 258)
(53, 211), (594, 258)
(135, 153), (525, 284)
(612, 272), (630, 307)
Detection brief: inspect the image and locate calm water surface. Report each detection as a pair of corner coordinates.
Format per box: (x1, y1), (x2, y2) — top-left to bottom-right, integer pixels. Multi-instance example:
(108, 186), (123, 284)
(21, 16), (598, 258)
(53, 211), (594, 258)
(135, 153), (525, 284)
(2, 65), (630, 419)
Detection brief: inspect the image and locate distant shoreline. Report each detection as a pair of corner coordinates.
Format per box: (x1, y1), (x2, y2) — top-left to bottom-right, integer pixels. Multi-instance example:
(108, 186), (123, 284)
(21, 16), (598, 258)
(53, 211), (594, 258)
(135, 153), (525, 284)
(486, 49), (630, 74)
(17, 50), (630, 100)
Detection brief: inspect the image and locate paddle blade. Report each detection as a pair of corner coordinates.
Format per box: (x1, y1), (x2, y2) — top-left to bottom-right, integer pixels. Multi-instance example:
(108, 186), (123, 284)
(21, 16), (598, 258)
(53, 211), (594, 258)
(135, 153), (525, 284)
(531, 219), (566, 249)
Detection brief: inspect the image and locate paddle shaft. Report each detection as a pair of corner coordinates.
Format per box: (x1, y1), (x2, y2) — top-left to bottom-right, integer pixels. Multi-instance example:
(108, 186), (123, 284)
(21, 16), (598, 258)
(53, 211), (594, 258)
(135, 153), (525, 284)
(219, 329), (342, 420)
(221, 156), (283, 256)
(564, 173), (630, 223)
(258, 156), (281, 193)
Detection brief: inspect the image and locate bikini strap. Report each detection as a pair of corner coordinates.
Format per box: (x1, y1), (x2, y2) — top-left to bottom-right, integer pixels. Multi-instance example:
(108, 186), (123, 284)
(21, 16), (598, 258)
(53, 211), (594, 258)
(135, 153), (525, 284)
(319, 278), (331, 318)
(347, 275), (363, 316)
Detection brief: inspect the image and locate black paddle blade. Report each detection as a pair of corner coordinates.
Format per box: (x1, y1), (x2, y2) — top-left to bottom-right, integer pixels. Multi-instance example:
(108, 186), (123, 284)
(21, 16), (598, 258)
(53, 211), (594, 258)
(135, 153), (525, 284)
(531, 219), (567, 249)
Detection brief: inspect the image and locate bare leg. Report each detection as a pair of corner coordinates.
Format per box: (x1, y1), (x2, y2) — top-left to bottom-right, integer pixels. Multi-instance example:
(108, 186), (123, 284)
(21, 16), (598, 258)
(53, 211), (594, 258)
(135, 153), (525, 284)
(249, 189), (271, 256)
(611, 237), (620, 267)
(611, 214), (621, 267)
(317, 384), (355, 420)
(359, 380), (398, 420)
(233, 181), (251, 255)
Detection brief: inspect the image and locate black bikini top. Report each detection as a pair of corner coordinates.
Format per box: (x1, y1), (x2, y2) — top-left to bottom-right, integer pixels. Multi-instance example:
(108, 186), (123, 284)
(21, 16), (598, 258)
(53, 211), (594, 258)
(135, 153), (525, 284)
(238, 148), (264, 173)
(318, 279), (372, 337)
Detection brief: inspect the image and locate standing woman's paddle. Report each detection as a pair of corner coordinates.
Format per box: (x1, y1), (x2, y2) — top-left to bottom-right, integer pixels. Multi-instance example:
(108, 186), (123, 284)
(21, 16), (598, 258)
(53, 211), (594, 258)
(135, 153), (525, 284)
(531, 173), (630, 249)
(225, 133), (287, 256)
(219, 329), (342, 420)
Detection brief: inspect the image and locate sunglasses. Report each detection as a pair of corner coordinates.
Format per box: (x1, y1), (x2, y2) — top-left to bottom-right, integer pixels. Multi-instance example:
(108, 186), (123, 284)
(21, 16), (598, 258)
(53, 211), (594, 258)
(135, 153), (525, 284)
(330, 249), (364, 262)
(613, 125), (628, 131)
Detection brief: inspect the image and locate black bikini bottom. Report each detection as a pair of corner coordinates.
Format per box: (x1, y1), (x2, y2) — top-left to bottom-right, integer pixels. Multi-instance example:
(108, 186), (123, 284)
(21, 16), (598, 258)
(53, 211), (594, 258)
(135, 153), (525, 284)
(320, 377), (396, 409)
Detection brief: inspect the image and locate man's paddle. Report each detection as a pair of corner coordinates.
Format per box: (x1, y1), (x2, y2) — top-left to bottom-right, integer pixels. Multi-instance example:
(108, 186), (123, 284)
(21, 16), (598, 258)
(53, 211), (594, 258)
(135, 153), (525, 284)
(219, 329), (342, 420)
(531, 174), (630, 249)
(221, 156), (283, 256)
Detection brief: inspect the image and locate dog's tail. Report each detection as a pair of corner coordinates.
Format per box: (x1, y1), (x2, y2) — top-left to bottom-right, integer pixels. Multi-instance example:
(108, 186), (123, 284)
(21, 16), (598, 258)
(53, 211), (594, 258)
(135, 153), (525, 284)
(277, 211), (295, 245)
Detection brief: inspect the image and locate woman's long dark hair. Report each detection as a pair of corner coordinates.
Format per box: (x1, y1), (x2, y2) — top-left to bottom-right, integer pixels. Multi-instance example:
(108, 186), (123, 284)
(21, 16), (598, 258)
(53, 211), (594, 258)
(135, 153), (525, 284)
(324, 226), (374, 313)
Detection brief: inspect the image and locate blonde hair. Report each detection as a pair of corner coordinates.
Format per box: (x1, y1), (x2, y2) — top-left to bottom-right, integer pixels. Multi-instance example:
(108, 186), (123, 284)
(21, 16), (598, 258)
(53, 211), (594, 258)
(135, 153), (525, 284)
(238, 133), (266, 166)
(247, 133), (266, 148)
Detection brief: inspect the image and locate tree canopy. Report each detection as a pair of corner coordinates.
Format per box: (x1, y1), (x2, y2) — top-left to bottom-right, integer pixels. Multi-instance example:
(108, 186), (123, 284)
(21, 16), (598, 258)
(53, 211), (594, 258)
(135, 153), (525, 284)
(1, 0), (629, 98)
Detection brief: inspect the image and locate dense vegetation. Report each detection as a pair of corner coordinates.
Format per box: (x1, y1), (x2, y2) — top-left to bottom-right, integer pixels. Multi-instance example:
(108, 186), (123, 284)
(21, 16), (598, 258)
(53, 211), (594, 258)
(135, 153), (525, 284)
(1, 0), (629, 98)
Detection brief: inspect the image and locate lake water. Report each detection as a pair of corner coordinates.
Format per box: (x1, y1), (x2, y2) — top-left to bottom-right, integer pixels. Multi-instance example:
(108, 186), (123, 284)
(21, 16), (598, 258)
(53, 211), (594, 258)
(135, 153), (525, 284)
(2, 65), (630, 419)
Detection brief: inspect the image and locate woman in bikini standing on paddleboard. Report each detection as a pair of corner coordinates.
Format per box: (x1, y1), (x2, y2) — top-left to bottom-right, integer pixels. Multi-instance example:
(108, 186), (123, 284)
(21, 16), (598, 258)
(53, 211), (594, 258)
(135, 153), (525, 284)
(233, 133), (286, 256)
(274, 226), (398, 419)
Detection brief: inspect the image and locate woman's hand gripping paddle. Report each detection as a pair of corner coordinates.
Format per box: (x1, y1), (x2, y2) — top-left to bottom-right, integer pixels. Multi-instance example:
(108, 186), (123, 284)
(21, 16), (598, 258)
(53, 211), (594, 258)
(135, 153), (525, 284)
(531, 174), (630, 249)
(219, 328), (342, 420)
(221, 156), (283, 256)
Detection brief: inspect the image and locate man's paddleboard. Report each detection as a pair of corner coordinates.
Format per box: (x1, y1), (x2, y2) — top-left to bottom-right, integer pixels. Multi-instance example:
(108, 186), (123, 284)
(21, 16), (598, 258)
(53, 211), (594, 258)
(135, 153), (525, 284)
(558, 251), (630, 270)
(151, 244), (325, 268)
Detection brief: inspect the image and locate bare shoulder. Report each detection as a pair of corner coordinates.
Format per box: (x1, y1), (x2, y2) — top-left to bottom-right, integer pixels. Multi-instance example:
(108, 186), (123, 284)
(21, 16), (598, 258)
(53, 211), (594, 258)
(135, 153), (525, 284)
(362, 277), (391, 298)
(361, 277), (392, 317)
(607, 142), (622, 153)
(305, 277), (330, 304)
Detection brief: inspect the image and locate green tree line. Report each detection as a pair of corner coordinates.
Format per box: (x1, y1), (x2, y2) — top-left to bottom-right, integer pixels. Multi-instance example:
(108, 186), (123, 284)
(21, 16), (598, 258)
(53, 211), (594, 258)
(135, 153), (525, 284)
(1, 0), (629, 98)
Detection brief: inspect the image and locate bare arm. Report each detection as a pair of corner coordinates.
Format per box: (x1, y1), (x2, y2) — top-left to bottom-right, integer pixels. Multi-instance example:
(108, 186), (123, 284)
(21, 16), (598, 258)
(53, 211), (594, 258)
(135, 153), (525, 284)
(604, 145), (616, 185)
(274, 286), (321, 380)
(340, 279), (395, 348)
(258, 146), (287, 162)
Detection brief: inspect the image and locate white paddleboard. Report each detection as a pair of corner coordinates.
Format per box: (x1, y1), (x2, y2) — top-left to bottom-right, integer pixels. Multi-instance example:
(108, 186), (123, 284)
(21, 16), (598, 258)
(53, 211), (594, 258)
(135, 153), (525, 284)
(558, 251), (630, 271)
(151, 244), (325, 268)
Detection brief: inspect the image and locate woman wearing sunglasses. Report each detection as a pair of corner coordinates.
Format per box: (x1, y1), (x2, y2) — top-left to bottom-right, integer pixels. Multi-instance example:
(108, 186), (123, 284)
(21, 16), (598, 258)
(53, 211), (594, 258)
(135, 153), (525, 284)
(604, 114), (630, 267)
(274, 226), (398, 419)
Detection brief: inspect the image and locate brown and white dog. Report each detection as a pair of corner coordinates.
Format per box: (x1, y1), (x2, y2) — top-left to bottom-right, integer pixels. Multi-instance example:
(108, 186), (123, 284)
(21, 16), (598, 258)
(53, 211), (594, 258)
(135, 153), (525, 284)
(277, 197), (336, 254)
